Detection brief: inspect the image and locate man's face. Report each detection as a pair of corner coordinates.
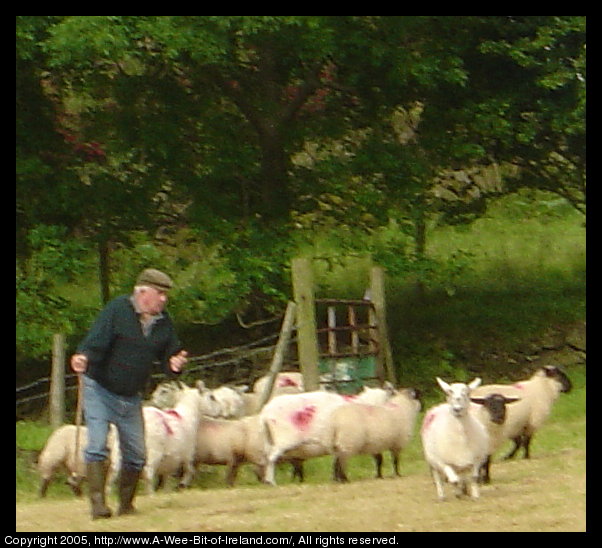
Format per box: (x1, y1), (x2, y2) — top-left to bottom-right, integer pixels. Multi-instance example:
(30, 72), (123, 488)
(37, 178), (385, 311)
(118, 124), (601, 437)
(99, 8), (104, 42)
(136, 287), (168, 315)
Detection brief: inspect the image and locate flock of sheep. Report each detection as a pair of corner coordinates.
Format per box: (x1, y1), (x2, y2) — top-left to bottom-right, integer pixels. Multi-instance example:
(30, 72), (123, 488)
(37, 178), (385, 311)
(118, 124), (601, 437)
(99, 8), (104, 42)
(37, 365), (572, 502)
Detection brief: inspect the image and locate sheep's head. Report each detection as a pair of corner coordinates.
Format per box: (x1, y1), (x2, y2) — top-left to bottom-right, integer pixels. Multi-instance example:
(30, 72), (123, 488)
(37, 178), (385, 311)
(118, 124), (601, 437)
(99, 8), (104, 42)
(436, 377), (481, 418)
(470, 393), (520, 424)
(542, 366), (573, 393)
(149, 381), (180, 409)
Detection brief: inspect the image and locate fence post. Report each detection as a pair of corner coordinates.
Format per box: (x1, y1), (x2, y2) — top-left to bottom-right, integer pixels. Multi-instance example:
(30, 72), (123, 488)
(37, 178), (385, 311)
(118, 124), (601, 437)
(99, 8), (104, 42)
(291, 257), (320, 391)
(50, 333), (66, 428)
(258, 301), (297, 408)
(370, 266), (397, 386)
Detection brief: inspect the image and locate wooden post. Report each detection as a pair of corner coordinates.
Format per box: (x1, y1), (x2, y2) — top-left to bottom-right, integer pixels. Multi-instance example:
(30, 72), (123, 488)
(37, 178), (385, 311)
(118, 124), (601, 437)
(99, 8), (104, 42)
(50, 333), (66, 428)
(327, 306), (337, 355)
(370, 267), (396, 386)
(258, 301), (297, 408)
(291, 257), (320, 391)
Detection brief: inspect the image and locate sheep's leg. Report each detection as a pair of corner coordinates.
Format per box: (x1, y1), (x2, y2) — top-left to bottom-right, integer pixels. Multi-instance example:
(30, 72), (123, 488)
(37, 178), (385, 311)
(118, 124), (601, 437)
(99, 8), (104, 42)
(225, 457), (240, 487)
(504, 436), (523, 460)
(264, 449), (280, 486)
(39, 478), (50, 498)
(373, 453), (383, 478)
(178, 459), (195, 489)
(479, 455), (492, 484)
(522, 434), (533, 459)
(442, 465), (464, 498)
(468, 465), (481, 500)
(391, 450), (400, 477)
(333, 455), (349, 482)
(430, 467), (446, 501)
(290, 459), (304, 482)
(143, 465), (155, 495)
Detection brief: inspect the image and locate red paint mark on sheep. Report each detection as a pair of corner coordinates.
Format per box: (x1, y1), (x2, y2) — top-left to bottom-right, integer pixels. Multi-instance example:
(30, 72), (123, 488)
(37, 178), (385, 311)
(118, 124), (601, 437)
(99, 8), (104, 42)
(290, 405), (317, 431)
(278, 376), (299, 388)
(152, 408), (182, 436)
(421, 410), (437, 434)
(513, 383), (525, 390)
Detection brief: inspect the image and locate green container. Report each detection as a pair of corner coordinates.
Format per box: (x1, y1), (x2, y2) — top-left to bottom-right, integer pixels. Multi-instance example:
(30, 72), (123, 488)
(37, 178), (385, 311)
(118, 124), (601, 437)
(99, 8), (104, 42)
(318, 356), (378, 394)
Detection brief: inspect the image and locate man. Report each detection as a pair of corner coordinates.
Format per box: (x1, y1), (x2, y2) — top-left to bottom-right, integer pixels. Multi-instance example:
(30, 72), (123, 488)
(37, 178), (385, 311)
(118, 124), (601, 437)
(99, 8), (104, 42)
(71, 268), (188, 519)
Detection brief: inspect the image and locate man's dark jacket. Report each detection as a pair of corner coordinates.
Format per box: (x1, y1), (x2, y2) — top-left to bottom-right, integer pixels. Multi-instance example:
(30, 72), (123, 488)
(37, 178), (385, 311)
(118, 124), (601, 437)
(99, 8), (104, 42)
(77, 295), (182, 397)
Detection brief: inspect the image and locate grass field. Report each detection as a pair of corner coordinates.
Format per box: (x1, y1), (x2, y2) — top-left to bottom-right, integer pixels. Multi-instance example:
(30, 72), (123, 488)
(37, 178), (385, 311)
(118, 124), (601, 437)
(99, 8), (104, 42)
(15, 365), (585, 532)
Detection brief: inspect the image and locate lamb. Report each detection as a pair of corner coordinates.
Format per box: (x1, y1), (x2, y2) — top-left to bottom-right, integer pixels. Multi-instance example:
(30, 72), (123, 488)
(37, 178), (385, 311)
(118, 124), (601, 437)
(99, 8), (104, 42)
(470, 393), (520, 484)
(471, 366), (572, 460)
(329, 387), (422, 483)
(259, 383), (396, 485)
(142, 382), (215, 493)
(421, 377), (489, 501)
(37, 424), (119, 498)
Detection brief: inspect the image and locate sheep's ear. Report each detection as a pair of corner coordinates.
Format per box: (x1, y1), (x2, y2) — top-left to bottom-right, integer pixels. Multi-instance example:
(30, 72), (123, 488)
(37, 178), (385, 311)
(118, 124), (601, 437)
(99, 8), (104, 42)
(503, 396), (521, 404)
(468, 378), (482, 391)
(436, 377), (451, 394)
(470, 397), (487, 405)
(195, 380), (206, 392)
(383, 381), (395, 395)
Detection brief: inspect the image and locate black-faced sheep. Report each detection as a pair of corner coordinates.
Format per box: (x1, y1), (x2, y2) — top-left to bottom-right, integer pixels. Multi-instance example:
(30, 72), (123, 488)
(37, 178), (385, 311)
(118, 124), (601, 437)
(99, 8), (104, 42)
(471, 366), (572, 460)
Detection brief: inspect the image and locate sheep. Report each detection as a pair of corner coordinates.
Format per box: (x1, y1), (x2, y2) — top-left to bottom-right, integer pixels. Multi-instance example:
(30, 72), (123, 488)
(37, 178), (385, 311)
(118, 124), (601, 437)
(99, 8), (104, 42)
(329, 387), (422, 483)
(259, 383), (396, 485)
(37, 424), (119, 498)
(192, 414), (304, 486)
(471, 366), (572, 460)
(142, 382), (215, 493)
(253, 372), (304, 398)
(469, 393), (520, 484)
(149, 380), (221, 417)
(421, 377), (489, 501)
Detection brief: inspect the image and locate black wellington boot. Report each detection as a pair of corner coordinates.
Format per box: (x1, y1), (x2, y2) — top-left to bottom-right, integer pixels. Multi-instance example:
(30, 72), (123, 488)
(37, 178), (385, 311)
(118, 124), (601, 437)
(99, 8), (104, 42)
(117, 466), (142, 516)
(87, 460), (112, 520)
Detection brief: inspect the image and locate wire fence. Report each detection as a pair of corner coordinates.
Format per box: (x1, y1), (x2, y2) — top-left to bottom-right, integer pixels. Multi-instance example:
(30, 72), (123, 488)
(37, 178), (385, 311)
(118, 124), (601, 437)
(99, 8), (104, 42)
(15, 329), (299, 417)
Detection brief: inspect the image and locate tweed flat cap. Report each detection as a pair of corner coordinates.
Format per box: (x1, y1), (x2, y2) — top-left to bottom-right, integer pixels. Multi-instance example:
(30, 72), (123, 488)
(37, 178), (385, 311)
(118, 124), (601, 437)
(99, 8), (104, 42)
(136, 268), (174, 292)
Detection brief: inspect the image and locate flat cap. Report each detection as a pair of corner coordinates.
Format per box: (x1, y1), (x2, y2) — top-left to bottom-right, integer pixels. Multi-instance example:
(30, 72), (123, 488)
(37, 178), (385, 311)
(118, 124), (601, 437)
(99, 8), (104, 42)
(136, 268), (174, 292)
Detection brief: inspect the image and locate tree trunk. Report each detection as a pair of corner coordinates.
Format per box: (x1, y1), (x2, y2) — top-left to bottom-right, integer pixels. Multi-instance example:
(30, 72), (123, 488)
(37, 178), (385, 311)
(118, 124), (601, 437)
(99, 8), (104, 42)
(98, 237), (110, 305)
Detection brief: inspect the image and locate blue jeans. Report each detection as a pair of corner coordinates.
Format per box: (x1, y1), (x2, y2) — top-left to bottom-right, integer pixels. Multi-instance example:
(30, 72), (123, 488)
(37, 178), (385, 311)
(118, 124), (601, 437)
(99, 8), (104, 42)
(83, 375), (146, 471)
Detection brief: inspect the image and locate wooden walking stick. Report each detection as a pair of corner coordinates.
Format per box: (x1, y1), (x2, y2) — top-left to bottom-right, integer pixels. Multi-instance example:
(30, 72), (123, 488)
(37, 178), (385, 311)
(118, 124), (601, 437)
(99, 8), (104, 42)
(71, 372), (84, 493)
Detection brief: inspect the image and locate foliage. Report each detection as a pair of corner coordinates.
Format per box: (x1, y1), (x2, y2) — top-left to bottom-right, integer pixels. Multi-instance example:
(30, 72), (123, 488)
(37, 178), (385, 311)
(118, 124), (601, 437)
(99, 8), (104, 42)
(16, 16), (586, 368)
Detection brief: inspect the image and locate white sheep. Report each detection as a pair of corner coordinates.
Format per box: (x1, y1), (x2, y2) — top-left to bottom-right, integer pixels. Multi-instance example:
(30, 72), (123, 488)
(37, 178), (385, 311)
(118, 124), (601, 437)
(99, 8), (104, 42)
(37, 424), (119, 498)
(471, 366), (572, 460)
(469, 393), (520, 484)
(259, 384), (396, 486)
(329, 387), (422, 482)
(142, 382), (215, 493)
(193, 414), (304, 486)
(253, 372), (304, 398)
(421, 377), (489, 501)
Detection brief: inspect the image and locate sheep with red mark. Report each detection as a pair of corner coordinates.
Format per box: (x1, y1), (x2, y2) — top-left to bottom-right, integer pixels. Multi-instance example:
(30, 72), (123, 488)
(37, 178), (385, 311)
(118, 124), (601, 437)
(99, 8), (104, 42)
(259, 384), (396, 485)
(329, 387), (422, 482)
(37, 424), (119, 498)
(471, 366), (572, 460)
(253, 372), (304, 398)
(142, 382), (219, 493)
(421, 377), (489, 501)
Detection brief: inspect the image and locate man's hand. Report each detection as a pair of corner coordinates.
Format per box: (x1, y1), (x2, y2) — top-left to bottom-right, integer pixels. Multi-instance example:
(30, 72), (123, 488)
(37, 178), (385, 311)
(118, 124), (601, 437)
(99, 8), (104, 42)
(71, 354), (88, 373)
(169, 350), (188, 373)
